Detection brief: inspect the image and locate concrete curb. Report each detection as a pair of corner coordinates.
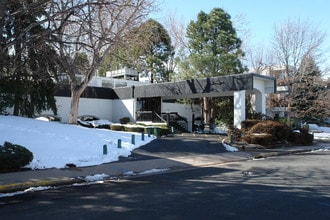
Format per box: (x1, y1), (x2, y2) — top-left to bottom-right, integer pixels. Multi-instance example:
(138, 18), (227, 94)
(251, 148), (318, 159)
(0, 167), (191, 194)
(0, 178), (84, 194)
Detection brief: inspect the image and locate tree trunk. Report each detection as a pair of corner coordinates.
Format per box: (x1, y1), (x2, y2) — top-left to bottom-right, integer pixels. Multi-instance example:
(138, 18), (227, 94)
(13, 91), (20, 116)
(13, 74), (20, 116)
(202, 97), (211, 124)
(0, 1), (7, 65)
(286, 102), (291, 127)
(68, 87), (83, 124)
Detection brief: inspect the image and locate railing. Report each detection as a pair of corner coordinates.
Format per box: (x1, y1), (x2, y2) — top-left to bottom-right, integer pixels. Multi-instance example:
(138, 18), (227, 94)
(154, 112), (167, 123)
(136, 111), (167, 123)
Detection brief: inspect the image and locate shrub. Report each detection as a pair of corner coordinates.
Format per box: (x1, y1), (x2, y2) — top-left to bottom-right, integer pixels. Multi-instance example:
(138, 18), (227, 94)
(110, 124), (124, 131)
(145, 127), (153, 135)
(0, 142), (33, 171)
(158, 127), (170, 137)
(119, 117), (130, 124)
(241, 120), (260, 133)
(247, 112), (272, 120)
(242, 120), (291, 147)
(249, 120), (291, 141)
(243, 133), (273, 146)
(124, 126), (145, 133)
(228, 126), (242, 141)
(145, 126), (170, 137)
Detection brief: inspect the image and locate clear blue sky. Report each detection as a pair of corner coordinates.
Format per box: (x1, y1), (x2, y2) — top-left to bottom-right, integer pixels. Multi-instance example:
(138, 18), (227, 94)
(152, 0), (330, 73)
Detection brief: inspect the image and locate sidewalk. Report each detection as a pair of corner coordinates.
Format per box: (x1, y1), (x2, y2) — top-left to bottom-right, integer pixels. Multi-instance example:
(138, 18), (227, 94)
(0, 142), (327, 194)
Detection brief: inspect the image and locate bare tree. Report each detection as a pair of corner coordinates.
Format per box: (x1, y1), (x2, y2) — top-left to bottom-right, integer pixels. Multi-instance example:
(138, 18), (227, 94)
(248, 45), (274, 74)
(271, 18), (327, 124)
(161, 10), (189, 82)
(232, 13), (251, 65)
(272, 18), (326, 78)
(163, 11), (188, 52)
(47, 0), (154, 124)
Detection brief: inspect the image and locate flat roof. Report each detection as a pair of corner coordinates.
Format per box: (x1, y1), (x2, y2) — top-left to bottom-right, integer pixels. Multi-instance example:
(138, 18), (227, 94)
(113, 73), (276, 100)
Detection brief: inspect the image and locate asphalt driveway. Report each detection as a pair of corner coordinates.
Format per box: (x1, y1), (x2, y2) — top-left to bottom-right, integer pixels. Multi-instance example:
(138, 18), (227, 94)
(119, 134), (228, 162)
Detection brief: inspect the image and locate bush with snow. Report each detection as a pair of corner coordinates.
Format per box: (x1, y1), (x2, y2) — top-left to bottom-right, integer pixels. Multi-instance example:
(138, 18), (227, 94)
(0, 142), (33, 171)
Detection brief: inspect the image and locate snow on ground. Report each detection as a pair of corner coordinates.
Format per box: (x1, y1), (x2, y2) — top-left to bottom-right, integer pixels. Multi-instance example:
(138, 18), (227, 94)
(0, 115), (156, 169)
(223, 143), (239, 152)
(123, 168), (170, 176)
(0, 186), (57, 198)
(309, 124), (330, 141)
(80, 173), (110, 182)
(1, 116), (329, 170)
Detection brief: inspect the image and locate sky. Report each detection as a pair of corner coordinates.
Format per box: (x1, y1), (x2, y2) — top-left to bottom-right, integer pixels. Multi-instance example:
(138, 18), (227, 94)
(152, 0), (330, 75)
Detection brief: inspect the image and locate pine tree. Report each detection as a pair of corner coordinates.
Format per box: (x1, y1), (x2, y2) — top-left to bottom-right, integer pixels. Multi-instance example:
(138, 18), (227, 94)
(185, 8), (246, 77)
(99, 19), (174, 83)
(291, 55), (328, 122)
(134, 19), (174, 82)
(179, 8), (246, 125)
(0, 1), (59, 117)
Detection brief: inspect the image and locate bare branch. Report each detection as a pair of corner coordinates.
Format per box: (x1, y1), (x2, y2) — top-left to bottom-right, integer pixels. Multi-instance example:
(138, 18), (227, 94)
(46, 0), (154, 123)
(272, 17), (326, 78)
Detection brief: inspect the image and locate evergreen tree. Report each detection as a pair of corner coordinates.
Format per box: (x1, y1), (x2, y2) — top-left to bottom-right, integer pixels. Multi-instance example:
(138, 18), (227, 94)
(180, 8), (246, 125)
(185, 8), (246, 77)
(99, 19), (174, 82)
(138, 19), (174, 82)
(0, 0), (59, 117)
(291, 55), (328, 122)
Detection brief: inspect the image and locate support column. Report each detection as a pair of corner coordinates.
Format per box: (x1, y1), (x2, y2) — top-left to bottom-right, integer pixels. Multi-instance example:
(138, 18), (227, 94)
(255, 91), (266, 114)
(234, 90), (246, 129)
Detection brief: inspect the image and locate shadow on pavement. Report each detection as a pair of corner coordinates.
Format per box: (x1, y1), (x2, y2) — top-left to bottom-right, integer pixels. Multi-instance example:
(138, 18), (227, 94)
(118, 134), (227, 162)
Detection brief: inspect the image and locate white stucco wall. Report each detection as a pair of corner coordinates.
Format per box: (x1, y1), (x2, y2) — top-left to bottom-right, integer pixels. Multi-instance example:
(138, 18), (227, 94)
(162, 102), (200, 119)
(42, 97), (198, 125)
(162, 102), (201, 131)
(40, 96), (113, 123)
(111, 99), (135, 123)
(78, 98), (113, 121)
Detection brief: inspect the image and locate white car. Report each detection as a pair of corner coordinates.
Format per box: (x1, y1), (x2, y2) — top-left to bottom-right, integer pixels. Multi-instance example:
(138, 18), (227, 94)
(35, 114), (61, 122)
(77, 115), (112, 128)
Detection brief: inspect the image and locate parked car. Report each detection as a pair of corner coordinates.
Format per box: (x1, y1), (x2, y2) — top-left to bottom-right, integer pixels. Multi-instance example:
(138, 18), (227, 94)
(35, 114), (61, 122)
(77, 115), (112, 128)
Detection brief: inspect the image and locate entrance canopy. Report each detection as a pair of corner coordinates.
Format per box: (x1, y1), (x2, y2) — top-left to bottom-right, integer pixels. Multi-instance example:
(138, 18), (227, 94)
(113, 73), (276, 128)
(114, 73), (275, 100)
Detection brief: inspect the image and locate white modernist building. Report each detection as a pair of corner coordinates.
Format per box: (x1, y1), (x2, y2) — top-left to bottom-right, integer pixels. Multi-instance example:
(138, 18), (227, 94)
(49, 71), (275, 131)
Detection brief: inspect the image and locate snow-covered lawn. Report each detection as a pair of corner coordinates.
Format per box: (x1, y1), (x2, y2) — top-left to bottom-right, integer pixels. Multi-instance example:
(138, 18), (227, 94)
(0, 115), (155, 170)
(0, 116), (329, 170)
